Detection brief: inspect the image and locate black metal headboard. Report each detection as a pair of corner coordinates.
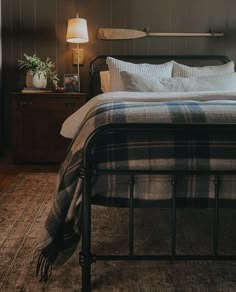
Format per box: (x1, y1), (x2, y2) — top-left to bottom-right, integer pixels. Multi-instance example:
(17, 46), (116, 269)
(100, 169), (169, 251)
(89, 55), (231, 98)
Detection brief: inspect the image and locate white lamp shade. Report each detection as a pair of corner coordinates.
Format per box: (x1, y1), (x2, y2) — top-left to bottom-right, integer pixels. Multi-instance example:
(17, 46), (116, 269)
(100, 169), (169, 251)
(66, 18), (89, 43)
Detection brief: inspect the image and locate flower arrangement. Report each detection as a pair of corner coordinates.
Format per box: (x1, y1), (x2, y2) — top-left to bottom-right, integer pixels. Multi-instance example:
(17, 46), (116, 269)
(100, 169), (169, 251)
(18, 53), (59, 88)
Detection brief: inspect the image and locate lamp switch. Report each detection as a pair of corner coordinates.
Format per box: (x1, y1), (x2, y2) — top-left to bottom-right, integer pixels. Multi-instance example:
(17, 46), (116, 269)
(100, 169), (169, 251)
(72, 48), (84, 65)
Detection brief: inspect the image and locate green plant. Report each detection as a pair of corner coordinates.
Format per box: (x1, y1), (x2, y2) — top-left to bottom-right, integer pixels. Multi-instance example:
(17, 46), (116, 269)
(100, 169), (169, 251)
(18, 53), (59, 88)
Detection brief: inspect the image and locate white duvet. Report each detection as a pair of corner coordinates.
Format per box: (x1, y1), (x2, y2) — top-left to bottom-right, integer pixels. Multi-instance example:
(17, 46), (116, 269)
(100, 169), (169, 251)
(61, 90), (236, 139)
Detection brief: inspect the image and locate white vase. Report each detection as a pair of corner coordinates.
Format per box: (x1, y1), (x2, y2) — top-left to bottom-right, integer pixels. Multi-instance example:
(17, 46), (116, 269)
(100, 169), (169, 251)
(26, 71), (47, 88)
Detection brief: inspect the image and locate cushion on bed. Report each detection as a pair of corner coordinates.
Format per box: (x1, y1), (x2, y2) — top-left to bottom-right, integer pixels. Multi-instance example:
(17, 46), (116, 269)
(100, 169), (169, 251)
(100, 70), (111, 92)
(172, 61), (235, 78)
(106, 57), (173, 91)
(121, 71), (236, 92)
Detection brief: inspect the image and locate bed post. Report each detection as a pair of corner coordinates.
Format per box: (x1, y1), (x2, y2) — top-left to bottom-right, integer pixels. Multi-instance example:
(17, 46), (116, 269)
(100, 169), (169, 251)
(129, 175), (135, 256)
(214, 175), (220, 257)
(171, 176), (177, 258)
(79, 166), (93, 292)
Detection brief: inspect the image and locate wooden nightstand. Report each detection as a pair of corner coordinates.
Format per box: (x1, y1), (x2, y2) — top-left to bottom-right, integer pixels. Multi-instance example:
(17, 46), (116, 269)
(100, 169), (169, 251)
(11, 92), (88, 163)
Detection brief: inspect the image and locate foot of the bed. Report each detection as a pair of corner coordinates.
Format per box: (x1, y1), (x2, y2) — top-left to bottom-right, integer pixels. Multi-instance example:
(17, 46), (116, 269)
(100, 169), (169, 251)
(82, 265), (91, 292)
(81, 162), (93, 291)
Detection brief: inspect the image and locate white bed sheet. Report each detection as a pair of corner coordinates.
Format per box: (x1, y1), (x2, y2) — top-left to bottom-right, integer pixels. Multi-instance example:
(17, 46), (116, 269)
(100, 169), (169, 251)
(61, 90), (236, 139)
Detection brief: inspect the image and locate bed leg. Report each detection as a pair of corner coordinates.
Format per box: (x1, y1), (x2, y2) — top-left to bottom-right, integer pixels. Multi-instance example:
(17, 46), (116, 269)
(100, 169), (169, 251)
(213, 175), (220, 257)
(80, 255), (91, 292)
(171, 176), (176, 258)
(129, 175), (135, 256)
(80, 168), (92, 292)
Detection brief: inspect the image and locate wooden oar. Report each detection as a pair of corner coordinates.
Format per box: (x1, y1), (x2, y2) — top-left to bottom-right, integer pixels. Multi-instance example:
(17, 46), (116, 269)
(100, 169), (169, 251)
(98, 28), (224, 40)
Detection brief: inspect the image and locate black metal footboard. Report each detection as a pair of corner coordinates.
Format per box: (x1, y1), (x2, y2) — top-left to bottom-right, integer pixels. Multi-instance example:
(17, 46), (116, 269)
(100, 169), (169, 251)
(79, 123), (236, 292)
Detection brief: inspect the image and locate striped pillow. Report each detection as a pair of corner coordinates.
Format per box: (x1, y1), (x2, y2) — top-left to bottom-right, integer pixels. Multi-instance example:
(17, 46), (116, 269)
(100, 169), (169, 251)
(173, 61), (235, 78)
(106, 57), (173, 91)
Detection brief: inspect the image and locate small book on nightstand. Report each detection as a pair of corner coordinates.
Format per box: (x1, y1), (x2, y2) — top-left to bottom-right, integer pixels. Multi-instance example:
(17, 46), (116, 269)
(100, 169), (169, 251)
(21, 87), (53, 93)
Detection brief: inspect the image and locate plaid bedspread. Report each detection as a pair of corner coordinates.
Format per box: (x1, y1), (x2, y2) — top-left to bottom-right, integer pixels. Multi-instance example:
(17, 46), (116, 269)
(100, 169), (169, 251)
(36, 98), (236, 281)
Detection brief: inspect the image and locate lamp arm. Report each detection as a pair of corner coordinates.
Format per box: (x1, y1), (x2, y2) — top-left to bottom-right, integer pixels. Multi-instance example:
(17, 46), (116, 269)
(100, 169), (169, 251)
(77, 44), (79, 77)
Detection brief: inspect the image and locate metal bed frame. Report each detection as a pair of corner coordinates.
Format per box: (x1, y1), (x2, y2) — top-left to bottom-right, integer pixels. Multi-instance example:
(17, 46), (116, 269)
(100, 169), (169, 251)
(79, 55), (236, 291)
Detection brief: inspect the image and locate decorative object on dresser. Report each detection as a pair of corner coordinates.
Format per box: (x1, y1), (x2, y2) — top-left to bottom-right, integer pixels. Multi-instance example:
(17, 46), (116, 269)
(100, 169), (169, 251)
(18, 53), (59, 90)
(64, 74), (80, 92)
(66, 13), (89, 91)
(11, 92), (87, 163)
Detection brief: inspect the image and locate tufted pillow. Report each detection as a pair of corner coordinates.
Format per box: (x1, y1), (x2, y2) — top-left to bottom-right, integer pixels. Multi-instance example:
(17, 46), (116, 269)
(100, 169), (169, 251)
(106, 57), (173, 91)
(172, 61), (234, 78)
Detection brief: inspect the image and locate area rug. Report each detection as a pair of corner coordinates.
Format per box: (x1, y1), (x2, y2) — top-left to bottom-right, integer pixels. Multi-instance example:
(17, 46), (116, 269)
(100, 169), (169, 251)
(0, 173), (236, 291)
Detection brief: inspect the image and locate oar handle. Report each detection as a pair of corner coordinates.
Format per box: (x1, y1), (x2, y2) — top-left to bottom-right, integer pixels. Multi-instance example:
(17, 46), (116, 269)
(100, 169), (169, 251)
(149, 32), (224, 37)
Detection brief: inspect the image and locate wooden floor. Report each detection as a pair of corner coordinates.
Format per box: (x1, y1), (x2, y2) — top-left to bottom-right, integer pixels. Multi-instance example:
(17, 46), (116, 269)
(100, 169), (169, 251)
(0, 150), (59, 192)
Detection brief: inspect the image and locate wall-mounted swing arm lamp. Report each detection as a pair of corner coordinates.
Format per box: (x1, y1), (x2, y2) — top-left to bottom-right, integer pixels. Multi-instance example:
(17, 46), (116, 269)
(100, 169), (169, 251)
(66, 14), (89, 79)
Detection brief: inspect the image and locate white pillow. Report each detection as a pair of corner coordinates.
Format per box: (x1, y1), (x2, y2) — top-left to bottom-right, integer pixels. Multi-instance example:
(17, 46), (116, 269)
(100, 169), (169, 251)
(106, 57), (173, 91)
(100, 70), (111, 93)
(173, 61), (235, 78)
(121, 71), (236, 92)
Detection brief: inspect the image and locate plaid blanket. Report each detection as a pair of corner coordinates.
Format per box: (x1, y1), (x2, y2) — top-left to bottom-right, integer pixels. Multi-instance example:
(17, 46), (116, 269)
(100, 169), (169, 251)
(36, 98), (236, 281)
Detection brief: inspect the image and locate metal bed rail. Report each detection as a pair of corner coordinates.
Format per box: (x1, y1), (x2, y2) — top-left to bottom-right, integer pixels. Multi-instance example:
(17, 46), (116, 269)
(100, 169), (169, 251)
(79, 123), (236, 292)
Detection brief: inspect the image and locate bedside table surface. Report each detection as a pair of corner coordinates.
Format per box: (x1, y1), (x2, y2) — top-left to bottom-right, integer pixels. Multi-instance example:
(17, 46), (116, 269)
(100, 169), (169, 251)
(12, 92), (88, 97)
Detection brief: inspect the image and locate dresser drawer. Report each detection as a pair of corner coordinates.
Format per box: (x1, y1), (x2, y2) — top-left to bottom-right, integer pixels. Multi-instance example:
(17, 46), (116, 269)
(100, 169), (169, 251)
(14, 95), (87, 112)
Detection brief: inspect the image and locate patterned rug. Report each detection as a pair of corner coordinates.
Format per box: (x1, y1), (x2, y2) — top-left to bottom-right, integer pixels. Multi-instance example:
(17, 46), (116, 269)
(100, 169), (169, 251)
(1, 173), (236, 292)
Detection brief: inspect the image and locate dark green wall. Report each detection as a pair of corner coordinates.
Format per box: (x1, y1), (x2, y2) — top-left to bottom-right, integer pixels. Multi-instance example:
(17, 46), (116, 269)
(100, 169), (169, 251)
(2, 0), (236, 147)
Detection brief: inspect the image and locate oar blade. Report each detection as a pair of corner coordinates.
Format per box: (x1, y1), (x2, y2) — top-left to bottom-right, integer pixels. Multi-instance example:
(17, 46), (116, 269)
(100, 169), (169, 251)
(98, 28), (146, 40)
